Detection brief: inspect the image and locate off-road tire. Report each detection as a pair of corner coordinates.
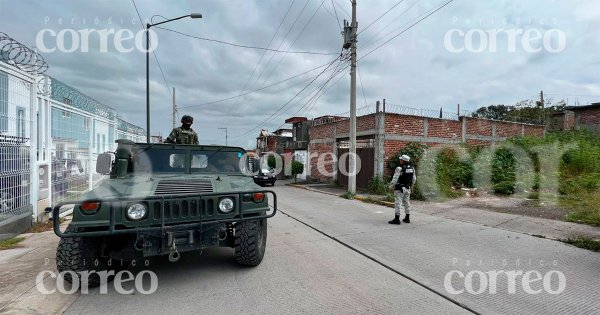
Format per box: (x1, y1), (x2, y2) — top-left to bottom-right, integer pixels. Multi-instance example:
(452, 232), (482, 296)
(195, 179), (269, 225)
(234, 219), (267, 266)
(56, 225), (121, 288)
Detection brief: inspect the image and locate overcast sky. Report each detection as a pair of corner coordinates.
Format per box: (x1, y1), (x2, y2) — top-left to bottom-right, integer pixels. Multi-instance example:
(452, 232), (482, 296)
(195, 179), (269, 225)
(1, 0), (599, 148)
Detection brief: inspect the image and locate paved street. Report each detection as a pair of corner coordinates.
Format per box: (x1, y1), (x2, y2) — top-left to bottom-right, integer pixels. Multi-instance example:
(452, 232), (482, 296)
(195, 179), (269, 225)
(64, 201), (467, 315)
(3, 184), (599, 314)
(271, 185), (600, 314)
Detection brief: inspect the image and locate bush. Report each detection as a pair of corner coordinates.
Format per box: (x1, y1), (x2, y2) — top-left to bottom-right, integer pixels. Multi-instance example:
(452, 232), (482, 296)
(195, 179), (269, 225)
(340, 191), (356, 199)
(367, 175), (390, 195)
(491, 147), (517, 194)
(389, 142), (428, 199)
(291, 160), (304, 183)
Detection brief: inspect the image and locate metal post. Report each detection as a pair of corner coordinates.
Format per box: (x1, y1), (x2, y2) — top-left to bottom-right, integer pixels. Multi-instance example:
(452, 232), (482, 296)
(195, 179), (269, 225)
(172, 87), (177, 129)
(88, 117), (94, 191)
(146, 24), (150, 143)
(348, 0), (357, 194)
(219, 127), (228, 146)
(29, 51), (39, 221)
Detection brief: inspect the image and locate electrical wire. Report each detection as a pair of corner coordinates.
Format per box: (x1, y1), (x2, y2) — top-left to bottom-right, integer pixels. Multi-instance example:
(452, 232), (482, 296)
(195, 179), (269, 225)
(233, 55), (342, 138)
(260, 0), (329, 87)
(178, 59), (338, 109)
(331, 0), (343, 33)
(225, 1), (298, 116)
(359, 0), (455, 62)
(154, 26), (338, 56)
(357, 65), (368, 107)
(358, 0), (406, 35)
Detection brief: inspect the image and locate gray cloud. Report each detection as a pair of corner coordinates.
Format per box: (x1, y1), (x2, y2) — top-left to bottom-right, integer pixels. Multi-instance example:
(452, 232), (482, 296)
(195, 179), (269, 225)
(1, 0), (599, 146)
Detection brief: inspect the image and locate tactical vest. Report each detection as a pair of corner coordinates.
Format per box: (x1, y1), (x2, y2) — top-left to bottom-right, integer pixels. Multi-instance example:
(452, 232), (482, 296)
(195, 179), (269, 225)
(173, 127), (198, 144)
(394, 165), (414, 190)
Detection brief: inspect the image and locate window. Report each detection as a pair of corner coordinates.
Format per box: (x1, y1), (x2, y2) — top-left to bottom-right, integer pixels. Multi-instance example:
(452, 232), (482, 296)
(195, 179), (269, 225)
(16, 107), (25, 138)
(102, 134), (106, 152)
(62, 110), (71, 118)
(83, 117), (90, 131)
(96, 134), (100, 153)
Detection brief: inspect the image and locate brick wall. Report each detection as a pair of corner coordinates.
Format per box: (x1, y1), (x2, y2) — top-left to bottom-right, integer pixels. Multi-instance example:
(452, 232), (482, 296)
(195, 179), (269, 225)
(308, 112), (545, 182)
(577, 107), (600, 133)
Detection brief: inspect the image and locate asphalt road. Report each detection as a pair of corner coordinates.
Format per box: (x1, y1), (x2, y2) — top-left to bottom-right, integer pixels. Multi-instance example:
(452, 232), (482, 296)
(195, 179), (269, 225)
(62, 184), (599, 314)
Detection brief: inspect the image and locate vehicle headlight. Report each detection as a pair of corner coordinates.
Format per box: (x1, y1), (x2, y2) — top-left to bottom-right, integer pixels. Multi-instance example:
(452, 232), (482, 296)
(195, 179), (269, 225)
(126, 203), (147, 220)
(218, 197), (235, 213)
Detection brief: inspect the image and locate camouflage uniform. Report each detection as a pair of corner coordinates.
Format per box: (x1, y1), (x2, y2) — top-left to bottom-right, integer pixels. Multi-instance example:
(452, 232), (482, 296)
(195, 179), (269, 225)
(166, 127), (199, 144)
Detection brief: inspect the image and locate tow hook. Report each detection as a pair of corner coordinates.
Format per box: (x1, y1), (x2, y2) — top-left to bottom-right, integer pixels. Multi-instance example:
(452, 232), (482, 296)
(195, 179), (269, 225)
(218, 227), (228, 241)
(168, 250), (180, 262)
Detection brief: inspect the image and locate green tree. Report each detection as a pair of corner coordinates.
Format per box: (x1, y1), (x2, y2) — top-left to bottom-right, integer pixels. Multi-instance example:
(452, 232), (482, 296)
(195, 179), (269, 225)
(291, 160), (304, 183)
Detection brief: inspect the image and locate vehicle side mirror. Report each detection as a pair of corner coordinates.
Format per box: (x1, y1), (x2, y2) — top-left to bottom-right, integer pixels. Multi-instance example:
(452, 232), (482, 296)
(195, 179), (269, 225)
(96, 153), (112, 174)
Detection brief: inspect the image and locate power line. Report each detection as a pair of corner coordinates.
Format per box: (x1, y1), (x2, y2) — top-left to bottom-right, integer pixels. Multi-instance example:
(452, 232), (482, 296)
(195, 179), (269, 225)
(274, 62), (349, 131)
(331, 0), (343, 33)
(357, 65), (368, 107)
(226, 0), (297, 117)
(179, 58), (339, 109)
(332, 0), (351, 18)
(360, 0), (419, 50)
(260, 0), (329, 88)
(234, 56), (342, 137)
(131, 0), (173, 98)
(154, 26), (338, 56)
(358, 0), (406, 35)
(249, 0), (313, 92)
(359, 0), (455, 62)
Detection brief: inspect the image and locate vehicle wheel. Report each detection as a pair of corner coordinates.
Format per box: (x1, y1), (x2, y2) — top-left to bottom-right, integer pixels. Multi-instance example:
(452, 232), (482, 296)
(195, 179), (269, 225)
(234, 218), (267, 266)
(56, 226), (123, 288)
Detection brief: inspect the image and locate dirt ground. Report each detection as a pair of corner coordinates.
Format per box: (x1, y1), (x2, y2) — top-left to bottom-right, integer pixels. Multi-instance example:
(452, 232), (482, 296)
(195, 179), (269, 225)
(448, 191), (572, 221)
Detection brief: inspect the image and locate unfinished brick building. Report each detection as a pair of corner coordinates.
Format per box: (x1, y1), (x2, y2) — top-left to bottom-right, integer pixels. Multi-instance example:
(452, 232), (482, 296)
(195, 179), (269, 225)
(307, 105), (545, 188)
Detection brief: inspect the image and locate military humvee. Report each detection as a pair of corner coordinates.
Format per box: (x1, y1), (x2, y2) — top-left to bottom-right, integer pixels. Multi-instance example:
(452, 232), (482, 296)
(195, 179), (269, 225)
(51, 140), (276, 286)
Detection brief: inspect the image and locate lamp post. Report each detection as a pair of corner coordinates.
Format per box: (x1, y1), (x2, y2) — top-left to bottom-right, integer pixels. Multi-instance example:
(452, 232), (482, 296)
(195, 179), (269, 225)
(146, 13), (202, 143)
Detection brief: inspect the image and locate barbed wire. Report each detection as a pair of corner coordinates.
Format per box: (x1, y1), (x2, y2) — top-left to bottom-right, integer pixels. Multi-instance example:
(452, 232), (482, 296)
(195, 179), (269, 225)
(312, 102), (543, 127)
(0, 32), (48, 75)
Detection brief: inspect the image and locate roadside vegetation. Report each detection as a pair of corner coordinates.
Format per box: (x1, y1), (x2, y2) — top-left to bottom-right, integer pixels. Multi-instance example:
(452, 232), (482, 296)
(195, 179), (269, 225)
(0, 236), (26, 250)
(561, 236), (600, 252)
(382, 131), (600, 225)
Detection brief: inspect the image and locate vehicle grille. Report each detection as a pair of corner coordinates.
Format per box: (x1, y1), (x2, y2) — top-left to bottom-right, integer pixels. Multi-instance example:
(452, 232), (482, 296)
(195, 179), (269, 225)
(154, 179), (213, 196)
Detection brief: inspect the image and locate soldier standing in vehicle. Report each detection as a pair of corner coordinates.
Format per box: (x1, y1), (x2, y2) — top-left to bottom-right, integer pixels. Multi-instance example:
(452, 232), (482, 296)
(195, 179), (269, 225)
(165, 115), (199, 144)
(388, 154), (416, 225)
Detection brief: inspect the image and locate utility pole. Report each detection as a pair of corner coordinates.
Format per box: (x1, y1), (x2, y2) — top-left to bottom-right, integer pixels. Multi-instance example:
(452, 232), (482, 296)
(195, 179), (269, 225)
(540, 90), (545, 125)
(172, 87), (177, 129)
(348, 0), (358, 194)
(219, 127), (228, 146)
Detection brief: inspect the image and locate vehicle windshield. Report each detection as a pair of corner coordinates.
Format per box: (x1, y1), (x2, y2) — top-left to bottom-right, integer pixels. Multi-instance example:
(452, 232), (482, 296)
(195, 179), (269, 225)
(132, 148), (187, 173)
(191, 150), (243, 174)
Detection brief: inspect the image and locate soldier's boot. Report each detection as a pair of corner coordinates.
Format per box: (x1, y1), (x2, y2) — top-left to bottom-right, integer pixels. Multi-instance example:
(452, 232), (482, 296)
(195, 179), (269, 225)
(388, 214), (401, 225)
(402, 214), (410, 223)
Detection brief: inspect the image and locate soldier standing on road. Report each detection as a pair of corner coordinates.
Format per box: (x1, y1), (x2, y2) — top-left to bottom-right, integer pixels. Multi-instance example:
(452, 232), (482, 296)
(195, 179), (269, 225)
(388, 154), (416, 225)
(165, 115), (199, 144)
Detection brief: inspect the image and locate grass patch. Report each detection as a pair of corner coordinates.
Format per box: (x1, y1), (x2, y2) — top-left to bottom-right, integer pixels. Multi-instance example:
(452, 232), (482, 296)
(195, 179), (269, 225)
(0, 237), (26, 250)
(561, 236), (600, 252)
(561, 191), (600, 226)
(26, 218), (65, 233)
(340, 191), (356, 200)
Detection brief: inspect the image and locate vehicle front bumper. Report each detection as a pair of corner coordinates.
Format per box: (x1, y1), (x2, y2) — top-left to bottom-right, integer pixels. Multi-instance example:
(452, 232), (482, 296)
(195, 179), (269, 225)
(51, 190), (277, 238)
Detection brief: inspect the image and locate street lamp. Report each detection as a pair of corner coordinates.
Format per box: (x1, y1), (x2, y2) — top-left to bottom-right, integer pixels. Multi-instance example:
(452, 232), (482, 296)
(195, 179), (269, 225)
(146, 13), (202, 143)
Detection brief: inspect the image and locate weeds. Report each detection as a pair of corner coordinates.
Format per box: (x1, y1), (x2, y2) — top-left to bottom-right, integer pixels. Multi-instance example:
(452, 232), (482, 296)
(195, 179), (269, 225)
(340, 191), (356, 200)
(561, 236), (600, 252)
(0, 237), (26, 250)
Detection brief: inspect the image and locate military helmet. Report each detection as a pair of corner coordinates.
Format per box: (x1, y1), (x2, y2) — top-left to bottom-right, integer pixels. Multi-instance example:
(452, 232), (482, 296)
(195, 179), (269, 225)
(181, 115), (194, 123)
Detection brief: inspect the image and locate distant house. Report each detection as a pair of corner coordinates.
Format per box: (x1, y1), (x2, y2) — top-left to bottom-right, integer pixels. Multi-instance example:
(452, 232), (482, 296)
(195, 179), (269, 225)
(564, 103), (600, 133)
